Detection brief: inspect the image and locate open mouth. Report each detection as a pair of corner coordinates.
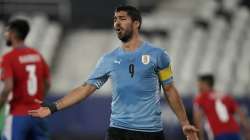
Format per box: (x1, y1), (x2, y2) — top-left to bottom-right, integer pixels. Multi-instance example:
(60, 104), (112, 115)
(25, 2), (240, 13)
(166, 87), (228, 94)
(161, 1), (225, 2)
(115, 28), (122, 33)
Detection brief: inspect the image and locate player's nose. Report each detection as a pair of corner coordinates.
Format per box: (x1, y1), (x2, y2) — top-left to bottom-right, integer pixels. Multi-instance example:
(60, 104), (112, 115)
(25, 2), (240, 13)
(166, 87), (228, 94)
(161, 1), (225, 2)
(4, 31), (9, 39)
(114, 20), (121, 27)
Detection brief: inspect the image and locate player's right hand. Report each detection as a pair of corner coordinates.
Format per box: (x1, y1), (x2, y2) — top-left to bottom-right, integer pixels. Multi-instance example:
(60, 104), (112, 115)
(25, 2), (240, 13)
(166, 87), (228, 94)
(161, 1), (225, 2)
(182, 124), (199, 140)
(28, 99), (51, 118)
(28, 107), (51, 118)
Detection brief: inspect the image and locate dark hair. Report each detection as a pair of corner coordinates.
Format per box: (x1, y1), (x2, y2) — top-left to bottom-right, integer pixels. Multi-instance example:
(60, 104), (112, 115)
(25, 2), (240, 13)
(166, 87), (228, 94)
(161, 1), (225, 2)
(8, 19), (30, 40)
(115, 5), (142, 29)
(198, 74), (215, 88)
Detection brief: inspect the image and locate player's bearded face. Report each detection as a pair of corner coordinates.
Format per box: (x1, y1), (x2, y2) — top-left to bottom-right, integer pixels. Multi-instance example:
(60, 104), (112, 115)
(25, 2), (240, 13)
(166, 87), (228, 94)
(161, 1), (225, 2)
(116, 24), (133, 43)
(114, 12), (134, 43)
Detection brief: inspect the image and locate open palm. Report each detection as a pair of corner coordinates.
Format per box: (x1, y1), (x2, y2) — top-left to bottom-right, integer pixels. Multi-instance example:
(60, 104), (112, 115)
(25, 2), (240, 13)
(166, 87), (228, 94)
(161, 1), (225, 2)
(28, 107), (51, 118)
(182, 124), (199, 140)
(28, 99), (52, 118)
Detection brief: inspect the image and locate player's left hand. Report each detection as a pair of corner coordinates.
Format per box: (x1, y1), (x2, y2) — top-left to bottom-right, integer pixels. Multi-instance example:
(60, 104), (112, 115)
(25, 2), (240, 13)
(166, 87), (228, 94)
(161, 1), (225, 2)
(182, 124), (199, 140)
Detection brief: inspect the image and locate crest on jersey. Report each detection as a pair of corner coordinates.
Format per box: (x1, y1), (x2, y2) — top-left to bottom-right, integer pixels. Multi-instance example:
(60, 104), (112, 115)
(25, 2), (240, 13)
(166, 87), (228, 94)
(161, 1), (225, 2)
(141, 55), (150, 65)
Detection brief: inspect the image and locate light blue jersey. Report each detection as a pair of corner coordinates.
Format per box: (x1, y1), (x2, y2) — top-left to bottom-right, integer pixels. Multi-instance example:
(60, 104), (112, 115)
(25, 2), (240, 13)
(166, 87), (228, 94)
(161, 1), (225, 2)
(86, 41), (173, 132)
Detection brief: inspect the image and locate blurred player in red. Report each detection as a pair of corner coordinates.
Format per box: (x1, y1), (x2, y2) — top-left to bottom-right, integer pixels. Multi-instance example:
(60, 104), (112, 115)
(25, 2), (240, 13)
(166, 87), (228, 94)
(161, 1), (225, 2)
(0, 19), (50, 140)
(193, 74), (250, 140)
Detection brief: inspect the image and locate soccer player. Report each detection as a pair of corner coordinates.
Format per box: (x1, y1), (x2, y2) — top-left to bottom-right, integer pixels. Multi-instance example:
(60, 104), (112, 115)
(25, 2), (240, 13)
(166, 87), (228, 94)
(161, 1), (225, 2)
(29, 5), (198, 140)
(0, 19), (51, 140)
(193, 74), (250, 140)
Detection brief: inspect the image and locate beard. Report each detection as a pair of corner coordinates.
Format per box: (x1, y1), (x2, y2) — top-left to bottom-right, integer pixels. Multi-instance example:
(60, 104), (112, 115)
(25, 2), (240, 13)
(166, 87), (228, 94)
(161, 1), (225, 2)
(6, 39), (12, 47)
(117, 27), (133, 43)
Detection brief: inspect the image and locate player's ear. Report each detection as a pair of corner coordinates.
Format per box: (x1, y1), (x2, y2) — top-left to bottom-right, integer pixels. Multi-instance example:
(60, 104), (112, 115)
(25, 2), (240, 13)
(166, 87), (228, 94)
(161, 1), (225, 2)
(133, 21), (140, 29)
(134, 21), (140, 29)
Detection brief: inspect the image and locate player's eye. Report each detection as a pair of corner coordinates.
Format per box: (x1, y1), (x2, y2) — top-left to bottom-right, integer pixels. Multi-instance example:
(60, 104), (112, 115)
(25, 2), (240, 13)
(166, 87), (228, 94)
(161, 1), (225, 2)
(113, 17), (117, 22)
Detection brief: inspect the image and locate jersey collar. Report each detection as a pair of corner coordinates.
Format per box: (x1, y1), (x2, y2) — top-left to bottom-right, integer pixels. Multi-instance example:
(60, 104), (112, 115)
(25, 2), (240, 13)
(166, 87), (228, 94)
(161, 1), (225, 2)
(120, 41), (146, 54)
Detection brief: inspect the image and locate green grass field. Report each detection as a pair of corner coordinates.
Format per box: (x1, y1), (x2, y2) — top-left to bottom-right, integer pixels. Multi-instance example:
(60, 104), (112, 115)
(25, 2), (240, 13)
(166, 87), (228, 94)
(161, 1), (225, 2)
(0, 105), (6, 134)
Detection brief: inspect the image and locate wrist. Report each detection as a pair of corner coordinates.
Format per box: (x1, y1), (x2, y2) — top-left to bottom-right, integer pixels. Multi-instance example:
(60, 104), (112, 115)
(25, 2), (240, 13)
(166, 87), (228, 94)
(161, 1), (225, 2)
(181, 120), (190, 127)
(42, 102), (58, 114)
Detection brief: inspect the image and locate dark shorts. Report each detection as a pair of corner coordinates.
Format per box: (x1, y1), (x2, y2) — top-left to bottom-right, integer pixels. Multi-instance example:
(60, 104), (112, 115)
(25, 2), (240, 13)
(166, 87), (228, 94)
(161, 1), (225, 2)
(1, 115), (49, 140)
(105, 127), (165, 140)
(214, 133), (241, 140)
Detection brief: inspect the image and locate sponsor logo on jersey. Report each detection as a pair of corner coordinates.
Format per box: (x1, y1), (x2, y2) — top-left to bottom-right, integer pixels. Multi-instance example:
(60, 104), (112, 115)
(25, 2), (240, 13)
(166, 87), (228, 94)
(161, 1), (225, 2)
(114, 60), (121, 64)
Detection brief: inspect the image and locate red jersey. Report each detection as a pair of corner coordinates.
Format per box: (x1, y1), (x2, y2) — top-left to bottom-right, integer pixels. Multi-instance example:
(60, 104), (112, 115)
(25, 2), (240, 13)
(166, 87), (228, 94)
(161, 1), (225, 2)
(0, 57), (3, 90)
(1, 46), (50, 115)
(194, 91), (240, 136)
(0, 57), (2, 80)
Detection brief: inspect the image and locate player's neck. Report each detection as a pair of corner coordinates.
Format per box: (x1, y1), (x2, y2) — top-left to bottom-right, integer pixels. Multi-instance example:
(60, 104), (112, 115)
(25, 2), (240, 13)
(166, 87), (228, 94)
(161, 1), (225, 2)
(122, 33), (142, 52)
(12, 40), (25, 48)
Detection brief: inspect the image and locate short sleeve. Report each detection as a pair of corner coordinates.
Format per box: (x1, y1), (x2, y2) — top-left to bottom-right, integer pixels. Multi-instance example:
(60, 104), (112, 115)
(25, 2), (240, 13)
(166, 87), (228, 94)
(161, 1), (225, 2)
(85, 55), (110, 89)
(157, 50), (174, 85)
(1, 55), (13, 80)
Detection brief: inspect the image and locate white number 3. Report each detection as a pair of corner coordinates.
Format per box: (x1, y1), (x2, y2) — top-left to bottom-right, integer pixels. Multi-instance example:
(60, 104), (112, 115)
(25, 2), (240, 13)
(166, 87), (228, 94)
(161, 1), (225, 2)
(215, 99), (229, 123)
(26, 65), (37, 96)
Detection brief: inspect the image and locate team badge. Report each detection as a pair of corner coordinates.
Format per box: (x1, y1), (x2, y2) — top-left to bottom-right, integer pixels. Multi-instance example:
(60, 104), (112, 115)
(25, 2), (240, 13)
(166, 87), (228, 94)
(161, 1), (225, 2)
(141, 55), (150, 65)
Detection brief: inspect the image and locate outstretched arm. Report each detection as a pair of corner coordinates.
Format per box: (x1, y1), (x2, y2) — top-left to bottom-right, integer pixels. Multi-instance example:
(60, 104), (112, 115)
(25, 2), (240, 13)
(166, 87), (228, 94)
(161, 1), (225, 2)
(55, 83), (96, 110)
(28, 83), (97, 118)
(163, 83), (199, 140)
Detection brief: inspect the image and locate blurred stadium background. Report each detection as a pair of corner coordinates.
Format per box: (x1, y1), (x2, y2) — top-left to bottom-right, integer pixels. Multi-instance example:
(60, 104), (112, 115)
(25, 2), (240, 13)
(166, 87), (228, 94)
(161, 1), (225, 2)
(0, 0), (250, 139)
